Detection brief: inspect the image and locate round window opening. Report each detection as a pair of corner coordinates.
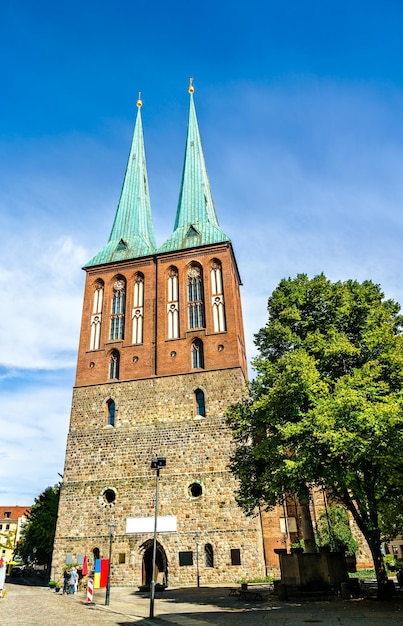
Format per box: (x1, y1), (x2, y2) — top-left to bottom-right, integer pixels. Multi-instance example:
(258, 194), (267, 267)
(188, 482), (203, 498)
(103, 489), (116, 504)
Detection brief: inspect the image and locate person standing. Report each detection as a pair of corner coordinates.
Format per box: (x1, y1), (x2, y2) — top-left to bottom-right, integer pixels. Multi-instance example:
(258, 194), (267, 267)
(63, 570), (69, 594)
(68, 568), (77, 594)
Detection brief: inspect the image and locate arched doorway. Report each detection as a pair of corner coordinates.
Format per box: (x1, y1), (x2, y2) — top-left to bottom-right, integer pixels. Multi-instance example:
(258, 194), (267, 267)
(140, 539), (168, 586)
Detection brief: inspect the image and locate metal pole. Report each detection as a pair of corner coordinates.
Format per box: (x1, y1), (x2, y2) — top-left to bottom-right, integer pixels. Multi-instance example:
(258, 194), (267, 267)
(149, 466), (160, 618)
(196, 536), (200, 588)
(105, 522), (115, 606)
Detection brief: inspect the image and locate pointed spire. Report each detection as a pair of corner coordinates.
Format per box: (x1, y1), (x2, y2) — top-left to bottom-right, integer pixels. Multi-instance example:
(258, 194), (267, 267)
(158, 80), (229, 254)
(85, 95), (156, 268)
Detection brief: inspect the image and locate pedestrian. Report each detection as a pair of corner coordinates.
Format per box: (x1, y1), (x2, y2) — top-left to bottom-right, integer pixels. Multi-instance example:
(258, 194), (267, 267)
(63, 570), (69, 594)
(68, 567), (77, 594)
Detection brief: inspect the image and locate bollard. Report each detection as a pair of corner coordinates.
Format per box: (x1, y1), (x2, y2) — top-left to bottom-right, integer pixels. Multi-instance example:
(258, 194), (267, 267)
(86, 578), (94, 604)
(340, 582), (350, 600)
(277, 583), (288, 601)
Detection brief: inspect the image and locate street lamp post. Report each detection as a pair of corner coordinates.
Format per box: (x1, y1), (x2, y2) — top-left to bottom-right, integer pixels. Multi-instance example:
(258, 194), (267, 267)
(149, 456), (166, 619)
(105, 521), (116, 606)
(195, 532), (200, 587)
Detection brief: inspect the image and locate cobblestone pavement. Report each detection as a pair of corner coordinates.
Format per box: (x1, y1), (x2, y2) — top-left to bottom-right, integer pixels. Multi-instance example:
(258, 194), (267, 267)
(1, 580), (403, 626)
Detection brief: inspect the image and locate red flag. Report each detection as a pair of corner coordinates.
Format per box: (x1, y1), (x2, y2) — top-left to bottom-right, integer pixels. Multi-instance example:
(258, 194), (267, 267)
(82, 555), (88, 576)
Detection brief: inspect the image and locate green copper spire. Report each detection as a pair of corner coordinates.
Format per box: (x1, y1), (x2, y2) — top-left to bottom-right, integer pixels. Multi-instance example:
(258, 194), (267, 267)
(158, 80), (230, 254)
(85, 96), (156, 268)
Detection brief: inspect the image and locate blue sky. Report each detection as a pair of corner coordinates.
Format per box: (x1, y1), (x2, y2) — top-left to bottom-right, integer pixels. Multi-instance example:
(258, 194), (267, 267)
(1, 0), (403, 505)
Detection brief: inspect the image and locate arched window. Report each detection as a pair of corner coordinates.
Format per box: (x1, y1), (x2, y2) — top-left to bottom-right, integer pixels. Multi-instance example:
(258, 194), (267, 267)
(92, 547), (100, 571)
(210, 260), (226, 332)
(109, 350), (120, 380)
(110, 279), (125, 340)
(90, 280), (104, 350)
(106, 399), (115, 426)
(204, 543), (214, 568)
(187, 264), (204, 329)
(167, 267), (179, 339)
(132, 273), (144, 344)
(195, 389), (205, 417)
(192, 339), (204, 369)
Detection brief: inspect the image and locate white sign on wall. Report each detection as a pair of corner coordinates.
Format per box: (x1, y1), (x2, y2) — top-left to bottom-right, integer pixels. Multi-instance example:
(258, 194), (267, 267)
(280, 516), (297, 533)
(125, 515), (177, 534)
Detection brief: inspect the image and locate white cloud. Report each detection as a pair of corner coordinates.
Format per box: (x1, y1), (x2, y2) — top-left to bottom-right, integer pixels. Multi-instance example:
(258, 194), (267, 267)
(0, 234), (86, 369)
(0, 383), (71, 505)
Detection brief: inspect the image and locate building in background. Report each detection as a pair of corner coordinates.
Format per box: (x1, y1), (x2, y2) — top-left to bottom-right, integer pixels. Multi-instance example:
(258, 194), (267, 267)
(0, 506), (29, 565)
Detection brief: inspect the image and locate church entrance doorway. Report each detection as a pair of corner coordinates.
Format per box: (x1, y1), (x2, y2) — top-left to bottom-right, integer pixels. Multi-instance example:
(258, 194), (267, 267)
(140, 539), (168, 586)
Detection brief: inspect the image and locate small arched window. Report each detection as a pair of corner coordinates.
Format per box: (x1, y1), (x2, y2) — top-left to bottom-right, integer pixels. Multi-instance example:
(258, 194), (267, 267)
(90, 280), (104, 350)
(92, 547), (100, 569)
(204, 543), (214, 568)
(106, 399), (115, 426)
(132, 273), (144, 344)
(195, 389), (205, 417)
(110, 279), (125, 340)
(191, 339), (204, 369)
(109, 350), (120, 380)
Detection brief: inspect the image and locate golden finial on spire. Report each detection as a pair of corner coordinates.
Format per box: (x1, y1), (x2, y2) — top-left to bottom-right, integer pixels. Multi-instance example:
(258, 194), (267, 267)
(136, 91), (143, 108)
(188, 77), (195, 94)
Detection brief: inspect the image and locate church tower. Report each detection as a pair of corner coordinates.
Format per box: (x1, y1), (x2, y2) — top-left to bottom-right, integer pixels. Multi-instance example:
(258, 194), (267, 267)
(52, 84), (265, 586)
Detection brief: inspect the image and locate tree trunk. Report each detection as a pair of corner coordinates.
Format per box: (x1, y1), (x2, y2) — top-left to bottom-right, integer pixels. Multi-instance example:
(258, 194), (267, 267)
(367, 533), (391, 600)
(343, 489), (391, 600)
(299, 499), (317, 553)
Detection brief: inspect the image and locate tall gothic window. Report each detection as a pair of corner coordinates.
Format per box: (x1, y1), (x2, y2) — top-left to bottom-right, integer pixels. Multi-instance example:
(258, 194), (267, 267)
(110, 279), (125, 340)
(132, 273), (144, 344)
(210, 260), (226, 333)
(195, 389), (205, 417)
(106, 399), (115, 426)
(204, 543), (214, 567)
(90, 280), (104, 350)
(167, 266), (179, 339)
(192, 339), (204, 369)
(188, 264), (204, 329)
(109, 350), (120, 380)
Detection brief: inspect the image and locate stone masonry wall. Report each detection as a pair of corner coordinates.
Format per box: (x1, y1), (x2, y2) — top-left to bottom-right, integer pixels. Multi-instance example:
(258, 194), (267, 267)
(52, 369), (266, 585)
(69, 368), (246, 432)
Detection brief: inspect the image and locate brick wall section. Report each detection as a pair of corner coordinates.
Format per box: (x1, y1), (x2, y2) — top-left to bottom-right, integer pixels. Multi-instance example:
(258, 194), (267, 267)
(75, 243), (247, 388)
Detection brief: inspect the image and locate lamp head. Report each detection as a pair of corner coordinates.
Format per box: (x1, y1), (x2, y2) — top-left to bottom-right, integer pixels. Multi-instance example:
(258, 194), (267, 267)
(151, 457), (166, 469)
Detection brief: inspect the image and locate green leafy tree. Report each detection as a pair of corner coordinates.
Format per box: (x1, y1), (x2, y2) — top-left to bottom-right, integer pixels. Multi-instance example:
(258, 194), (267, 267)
(17, 484), (60, 574)
(316, 504), (359, 554)
(227, 274), (403, 592)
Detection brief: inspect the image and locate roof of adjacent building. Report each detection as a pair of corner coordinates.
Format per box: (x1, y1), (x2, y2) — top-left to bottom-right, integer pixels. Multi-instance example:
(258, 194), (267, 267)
(84, 97), (156, 268)
(158, 85), (230, 254)
(0, 506), (30, 522)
